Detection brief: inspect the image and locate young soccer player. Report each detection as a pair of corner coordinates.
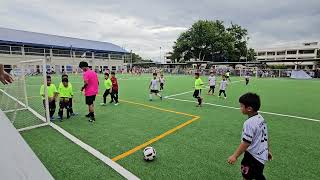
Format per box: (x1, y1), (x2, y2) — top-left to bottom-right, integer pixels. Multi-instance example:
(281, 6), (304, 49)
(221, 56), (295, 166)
(59, 74), (76, 116)
(245, 73), (250, 86)
(207, 72), (216, 95)
(193, 72), (204, 107)
(101, 73), (112, 106)
(79, 61), (99, 122)
(57, 78), (73, 121)
(159, 74), (165, 91)
(225, 70), (231, 82)
(228, 93), (272, 180)
(40, 75), (58, 121)
(218, 76), (228, 99)
(110, 72), (119, 105)
(149, 73), (162, 101)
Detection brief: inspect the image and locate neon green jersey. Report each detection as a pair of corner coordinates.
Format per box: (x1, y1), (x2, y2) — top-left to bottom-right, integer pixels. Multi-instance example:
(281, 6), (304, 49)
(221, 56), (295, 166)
(58, 83), (73, 98)
(104, 78), (112, 89)
(195, 78), (204, 90)
(40, 84), (57, 99)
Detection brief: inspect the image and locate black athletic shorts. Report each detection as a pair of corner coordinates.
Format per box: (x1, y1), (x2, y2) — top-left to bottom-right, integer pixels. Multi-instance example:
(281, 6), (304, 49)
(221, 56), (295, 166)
(241, 151), (265, 180)
(210, 85), (215, 89)
(150, 90), (159, 94)
(85, 95), (96, 105)
(193, 89), (201, 98)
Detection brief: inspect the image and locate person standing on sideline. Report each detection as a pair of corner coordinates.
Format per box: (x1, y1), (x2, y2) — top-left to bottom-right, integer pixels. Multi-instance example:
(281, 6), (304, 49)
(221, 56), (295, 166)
(193, 72), (204, 107)
(207, 72), (216, 95)
(79, 61), (99, 122)
(110, 72), (119, 105)
(100, 73), (112, 106)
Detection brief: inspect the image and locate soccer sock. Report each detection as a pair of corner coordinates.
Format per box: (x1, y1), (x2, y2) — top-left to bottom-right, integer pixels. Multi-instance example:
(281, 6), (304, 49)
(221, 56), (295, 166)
(197, 98), (201, 105)
(149, 94), (152, 100)
(90, 112), (94, 118)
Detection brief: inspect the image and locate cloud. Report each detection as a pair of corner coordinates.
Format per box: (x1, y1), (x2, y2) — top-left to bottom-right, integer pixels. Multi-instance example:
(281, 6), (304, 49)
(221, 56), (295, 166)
(0, 0), (319, 61)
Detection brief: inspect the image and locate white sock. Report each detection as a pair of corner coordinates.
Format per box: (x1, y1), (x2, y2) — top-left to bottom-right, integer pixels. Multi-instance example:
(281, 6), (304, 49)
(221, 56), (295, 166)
(149, 94), (152, 100)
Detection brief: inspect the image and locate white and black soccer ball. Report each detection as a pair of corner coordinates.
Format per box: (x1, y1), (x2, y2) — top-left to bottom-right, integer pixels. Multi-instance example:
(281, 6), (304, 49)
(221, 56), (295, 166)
(143, 147), (156, 161)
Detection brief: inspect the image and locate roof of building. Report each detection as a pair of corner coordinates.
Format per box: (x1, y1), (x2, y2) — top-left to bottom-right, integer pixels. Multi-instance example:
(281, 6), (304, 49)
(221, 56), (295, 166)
(256, 42), (320, 52)
(0, 27), (127, 53)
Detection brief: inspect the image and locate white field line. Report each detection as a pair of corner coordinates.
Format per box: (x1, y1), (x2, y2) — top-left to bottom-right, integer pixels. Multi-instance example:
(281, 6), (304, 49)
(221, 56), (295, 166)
(164, 80), (243, 98)
(167, 97), (320, 123)
(0, 88), (140, 180)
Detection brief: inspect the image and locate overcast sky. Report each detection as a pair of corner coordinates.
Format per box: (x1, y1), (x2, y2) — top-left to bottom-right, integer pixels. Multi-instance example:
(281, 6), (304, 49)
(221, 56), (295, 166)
(0, 0), (319, 61)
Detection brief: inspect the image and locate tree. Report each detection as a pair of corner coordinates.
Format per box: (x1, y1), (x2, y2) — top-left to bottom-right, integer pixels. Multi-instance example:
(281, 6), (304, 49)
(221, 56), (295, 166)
(247, 48), (256, 61)
(172, 20), (253, 62)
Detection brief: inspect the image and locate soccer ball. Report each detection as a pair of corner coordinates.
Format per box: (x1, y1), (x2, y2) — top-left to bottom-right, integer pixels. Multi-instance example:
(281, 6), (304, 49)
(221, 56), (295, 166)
(143, 147), (156, 161)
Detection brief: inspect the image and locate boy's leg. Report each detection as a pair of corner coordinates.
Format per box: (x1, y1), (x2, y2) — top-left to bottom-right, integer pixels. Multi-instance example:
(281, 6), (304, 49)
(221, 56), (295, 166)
(212, 86), (215, 94)
(49, 100), (56, 118)
(110, 91), (114, 103)
(58, 99), (64, 119)
(219, 90), (222, 97)
(66, 100), (71, 119)
(223, 90), (227, 97)
(69, 98), (74, 114)
(114, 91), (119, 103)
(149, 93), (153, 101)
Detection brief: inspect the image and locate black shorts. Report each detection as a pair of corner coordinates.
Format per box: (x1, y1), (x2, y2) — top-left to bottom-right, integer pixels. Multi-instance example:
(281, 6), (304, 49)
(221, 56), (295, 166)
(241, 151), (265, 180)
(193, 89), (201, 98)
(150, 90), (159, 94)
(85, 95), (96, 105)
(160, 83), (164, 86)
(210, 85), (215, 89)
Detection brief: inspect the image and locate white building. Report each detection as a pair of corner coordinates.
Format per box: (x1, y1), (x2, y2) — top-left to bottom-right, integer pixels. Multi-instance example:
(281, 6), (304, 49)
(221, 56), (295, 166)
(255, 42), (319, 69)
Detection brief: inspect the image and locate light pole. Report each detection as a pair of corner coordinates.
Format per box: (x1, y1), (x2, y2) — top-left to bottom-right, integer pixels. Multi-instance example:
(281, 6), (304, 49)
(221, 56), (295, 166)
(130, 50), (133, 69)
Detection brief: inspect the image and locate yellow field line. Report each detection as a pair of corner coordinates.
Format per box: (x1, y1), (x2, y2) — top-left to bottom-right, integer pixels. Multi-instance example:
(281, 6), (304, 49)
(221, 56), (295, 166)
(111, 100), (200, 162)
(112, 116), (200, 162)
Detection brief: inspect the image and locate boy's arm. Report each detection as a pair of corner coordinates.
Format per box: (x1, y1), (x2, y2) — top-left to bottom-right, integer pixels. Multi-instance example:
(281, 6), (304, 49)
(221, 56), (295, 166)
(227, 142), (250, 164)
(149, 81), (152, 89)
(81, 80), (88, 91)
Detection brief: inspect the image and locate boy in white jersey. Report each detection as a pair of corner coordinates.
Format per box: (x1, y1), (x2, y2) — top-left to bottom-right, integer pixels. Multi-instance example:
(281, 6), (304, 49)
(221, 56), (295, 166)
(207, 72), (216, 95)
(218, 75), (228, 99)
(159, 74), (165, 91)
(228, 93), (272, 180)
(149, 73), (162, 101)
(245, 73), (250, 86)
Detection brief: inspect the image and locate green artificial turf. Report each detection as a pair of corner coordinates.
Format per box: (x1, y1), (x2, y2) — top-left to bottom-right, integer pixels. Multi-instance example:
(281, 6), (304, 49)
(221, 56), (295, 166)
(11, 74), (320, 179)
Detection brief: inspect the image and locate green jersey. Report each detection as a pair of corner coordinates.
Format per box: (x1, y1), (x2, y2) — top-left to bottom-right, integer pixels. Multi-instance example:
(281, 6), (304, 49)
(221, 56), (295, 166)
(104, 78), (112, 89)
(58, 83), (73, 98)
(40, 84), (57, 99)
(195, 78), (204, 90)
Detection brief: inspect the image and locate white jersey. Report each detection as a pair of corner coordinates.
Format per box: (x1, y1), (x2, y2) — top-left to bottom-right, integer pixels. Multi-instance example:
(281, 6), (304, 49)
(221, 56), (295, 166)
(245, 75), (250, 79)
(208, 76), (216, 86)
(219, 80), (227, 90)
(150, 79), (159, 90)
(241, 114), (269, 164)
(159, 77), (165, 83)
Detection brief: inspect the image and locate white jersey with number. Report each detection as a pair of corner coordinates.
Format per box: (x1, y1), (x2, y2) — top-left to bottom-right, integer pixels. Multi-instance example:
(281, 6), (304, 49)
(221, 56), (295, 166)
(150, 79), (159, 90)
(219, 80), (227, 90)
(241, 114), (269, 164)
(208, 76), (216, 86)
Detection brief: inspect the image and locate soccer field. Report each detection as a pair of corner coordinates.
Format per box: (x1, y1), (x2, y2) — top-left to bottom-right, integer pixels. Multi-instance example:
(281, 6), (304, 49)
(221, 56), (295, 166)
(12, 74), (320, 179)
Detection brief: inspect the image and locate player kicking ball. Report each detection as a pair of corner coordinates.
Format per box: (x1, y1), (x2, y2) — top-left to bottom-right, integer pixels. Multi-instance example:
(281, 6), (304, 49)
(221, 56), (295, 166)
(193, 72), (204, 107)
(149, 73), (162, 101)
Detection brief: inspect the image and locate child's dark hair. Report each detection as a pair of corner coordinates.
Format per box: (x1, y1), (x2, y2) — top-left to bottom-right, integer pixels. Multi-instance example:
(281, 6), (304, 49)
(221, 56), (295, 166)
(46, 75), (51, 79)
(79, 61), (88, 68)
(239, 93), (261, 112)
(104, 72), (109, 76)
(111, 71), (115, 75)
(195, 72), (200, 76)
(153, 73), (157, 76)
(62, 74), (68, 79)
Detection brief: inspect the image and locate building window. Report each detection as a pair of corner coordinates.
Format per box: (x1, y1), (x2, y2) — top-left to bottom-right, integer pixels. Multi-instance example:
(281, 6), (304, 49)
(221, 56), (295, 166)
(287, 50), (297, 54)
(277, 51), (285, 55)
(24, 47), (45, 56)
(298, 50), (315, 54)
(112, 66), (116, 71)
(257, 52), (266, 56)
(0, 45), (11, 54)
(267, 52), (275, 56)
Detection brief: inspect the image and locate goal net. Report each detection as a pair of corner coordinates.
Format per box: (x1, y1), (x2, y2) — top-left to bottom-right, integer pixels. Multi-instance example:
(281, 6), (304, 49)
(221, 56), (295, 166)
(0, 58), (50, 131)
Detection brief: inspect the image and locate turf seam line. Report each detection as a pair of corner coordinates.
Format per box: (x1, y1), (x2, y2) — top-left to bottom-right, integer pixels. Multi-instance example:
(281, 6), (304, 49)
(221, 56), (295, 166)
(167, 97), (320, 122)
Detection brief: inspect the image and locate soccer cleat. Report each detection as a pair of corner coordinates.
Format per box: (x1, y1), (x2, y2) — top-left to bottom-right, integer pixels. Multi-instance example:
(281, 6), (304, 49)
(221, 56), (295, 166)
(85, 113), (90, 118)
(224, 97), (227, 99)
(89, 116), (95, 122)
(50, 116), (55, 121)
(160, 96), (163, 100)
(71, 113), (78, 116)
(100, 103), (106, 106)
(149, 99), (153, 101)
(114, 103), (119, 106)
